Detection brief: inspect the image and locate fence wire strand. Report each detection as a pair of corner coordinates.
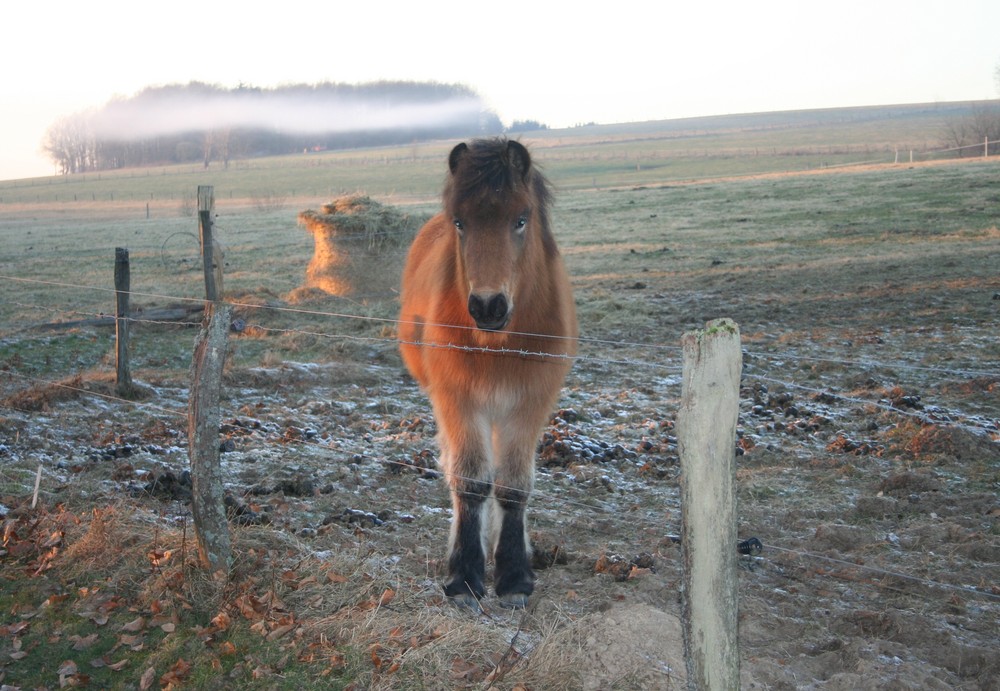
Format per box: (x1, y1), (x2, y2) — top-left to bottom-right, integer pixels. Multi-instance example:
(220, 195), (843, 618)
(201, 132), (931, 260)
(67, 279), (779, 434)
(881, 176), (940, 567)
(3, 274), (997, 380)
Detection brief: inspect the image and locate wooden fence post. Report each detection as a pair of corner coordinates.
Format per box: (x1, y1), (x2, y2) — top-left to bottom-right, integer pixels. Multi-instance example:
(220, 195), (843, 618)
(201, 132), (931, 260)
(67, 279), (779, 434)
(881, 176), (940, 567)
(677, 318), (742, 690)
(188, 302), (233, 578)
(198, 185), (223, 301)
(114, 247), (134, 398)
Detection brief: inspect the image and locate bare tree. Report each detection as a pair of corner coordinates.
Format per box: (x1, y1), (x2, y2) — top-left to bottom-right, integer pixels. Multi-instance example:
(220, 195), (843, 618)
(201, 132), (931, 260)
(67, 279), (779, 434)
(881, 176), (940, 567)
(942, 102), (1000, 156)
(42, 112), (95, 174)
(202, 131), (214, 168)
(970, 102), (1000, 154)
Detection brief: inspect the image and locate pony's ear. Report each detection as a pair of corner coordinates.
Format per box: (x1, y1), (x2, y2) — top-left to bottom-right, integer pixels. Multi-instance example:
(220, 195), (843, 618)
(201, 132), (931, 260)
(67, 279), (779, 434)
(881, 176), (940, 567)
(507, 140), (532, 181)
(448, 142), (469, 174)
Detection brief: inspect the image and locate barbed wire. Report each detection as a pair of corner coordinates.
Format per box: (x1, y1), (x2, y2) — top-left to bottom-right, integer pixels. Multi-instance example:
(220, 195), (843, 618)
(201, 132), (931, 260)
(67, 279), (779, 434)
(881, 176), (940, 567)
(3, 287), (997, 450)
(763, 543), (1000, 603)
(1, 369), (187, 420)
(4, 271), (996, 451)
(3, 275), (998, 382)
(747, 348), (1000, 381)
(744, 371), (999, 435)
(4, 293), (998, 435)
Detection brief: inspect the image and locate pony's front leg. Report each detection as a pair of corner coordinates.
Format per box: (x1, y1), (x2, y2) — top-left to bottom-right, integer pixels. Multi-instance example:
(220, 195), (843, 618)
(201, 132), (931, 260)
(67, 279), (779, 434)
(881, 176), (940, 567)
(493, 425), (540, 608)
(438, 413), (492, 609)
(445, 470), (491, 607)
(493, 479), (534, 608)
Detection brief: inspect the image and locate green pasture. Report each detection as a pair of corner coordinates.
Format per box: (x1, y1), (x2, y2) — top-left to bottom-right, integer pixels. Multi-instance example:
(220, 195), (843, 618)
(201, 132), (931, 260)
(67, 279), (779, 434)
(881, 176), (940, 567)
(1, 100), (998, 385)
(1, 152), (998, 387)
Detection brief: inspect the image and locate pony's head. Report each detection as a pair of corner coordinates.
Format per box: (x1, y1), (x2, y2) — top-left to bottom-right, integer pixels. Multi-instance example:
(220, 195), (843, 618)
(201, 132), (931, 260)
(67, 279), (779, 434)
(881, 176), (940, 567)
(443, 138), (552, 332)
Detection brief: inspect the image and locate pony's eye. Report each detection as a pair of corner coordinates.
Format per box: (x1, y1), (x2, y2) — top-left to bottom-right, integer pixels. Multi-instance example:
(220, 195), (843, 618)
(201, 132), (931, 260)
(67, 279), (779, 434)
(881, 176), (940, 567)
(515, 216), (527, 231)
(453, 219), (465, 232)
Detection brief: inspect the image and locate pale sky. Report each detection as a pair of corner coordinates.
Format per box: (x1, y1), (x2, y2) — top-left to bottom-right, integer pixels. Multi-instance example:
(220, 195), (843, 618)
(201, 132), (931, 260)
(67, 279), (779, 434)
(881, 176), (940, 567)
(2, 0), (998, 181)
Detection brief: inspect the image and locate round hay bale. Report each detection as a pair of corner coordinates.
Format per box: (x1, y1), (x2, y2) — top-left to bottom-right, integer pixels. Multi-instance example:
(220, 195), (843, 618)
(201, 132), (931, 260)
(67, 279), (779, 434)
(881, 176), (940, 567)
(297, 195), (423, 297)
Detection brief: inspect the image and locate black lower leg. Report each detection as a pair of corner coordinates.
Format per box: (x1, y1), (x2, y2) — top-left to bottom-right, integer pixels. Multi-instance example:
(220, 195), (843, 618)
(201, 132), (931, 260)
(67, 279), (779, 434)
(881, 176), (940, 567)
(444, 480), (490, 601)
(493, 488), (534, 598)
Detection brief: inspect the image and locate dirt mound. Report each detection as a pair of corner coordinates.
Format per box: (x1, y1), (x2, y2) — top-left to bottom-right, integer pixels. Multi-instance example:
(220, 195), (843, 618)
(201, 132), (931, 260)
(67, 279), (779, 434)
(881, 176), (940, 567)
(529, 603), (687, 689)
(901, 423), (1000, 461)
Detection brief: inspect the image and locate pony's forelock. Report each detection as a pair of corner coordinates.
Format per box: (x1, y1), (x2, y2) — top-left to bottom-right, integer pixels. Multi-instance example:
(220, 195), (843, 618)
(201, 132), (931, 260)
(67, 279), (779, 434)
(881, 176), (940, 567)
(445, 138), (544, 217)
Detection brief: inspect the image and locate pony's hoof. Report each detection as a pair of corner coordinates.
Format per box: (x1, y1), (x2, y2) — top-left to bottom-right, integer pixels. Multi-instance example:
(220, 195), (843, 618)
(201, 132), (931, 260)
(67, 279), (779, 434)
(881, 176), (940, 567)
(448, 593), (483, 613)
(497, 592), (530, 609)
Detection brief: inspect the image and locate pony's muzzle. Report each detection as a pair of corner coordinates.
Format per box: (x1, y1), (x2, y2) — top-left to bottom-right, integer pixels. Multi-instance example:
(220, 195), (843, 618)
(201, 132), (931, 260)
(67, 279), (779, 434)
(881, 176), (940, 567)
(468, 292), (510, 331)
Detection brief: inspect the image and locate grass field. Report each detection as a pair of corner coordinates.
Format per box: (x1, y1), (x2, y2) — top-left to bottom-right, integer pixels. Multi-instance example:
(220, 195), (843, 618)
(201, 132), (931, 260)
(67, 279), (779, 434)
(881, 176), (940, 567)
(1, 103), (998, 689)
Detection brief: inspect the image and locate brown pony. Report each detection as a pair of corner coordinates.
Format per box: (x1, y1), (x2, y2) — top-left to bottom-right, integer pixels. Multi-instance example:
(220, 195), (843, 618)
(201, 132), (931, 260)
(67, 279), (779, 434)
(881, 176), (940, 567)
(398, 138), (577, 609)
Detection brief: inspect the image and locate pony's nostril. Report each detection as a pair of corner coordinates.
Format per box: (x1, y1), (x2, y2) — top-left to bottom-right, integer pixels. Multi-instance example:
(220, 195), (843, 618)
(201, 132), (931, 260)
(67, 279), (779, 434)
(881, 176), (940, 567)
(486, 294), (507, 322)
(468, 294), (485, 322)
(468, 293), (509, 330)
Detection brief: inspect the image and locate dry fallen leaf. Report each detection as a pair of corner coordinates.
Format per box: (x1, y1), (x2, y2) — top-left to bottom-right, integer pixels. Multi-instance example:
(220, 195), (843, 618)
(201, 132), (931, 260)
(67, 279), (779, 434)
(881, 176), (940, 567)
(370, 644), (386, 669)
(148, 548), (172, 567)
(41, 530), (65, 548)
(71, 632), (100, 651)
(63, 672), (91, 687)
(266, 622), (296, 642)
(451, 657), (483, 681)
(4, 621), (30, 636)
(121, 616), (146, 633)
(149, 612), (173, 628)
(210, 611), (231, 632)
(160, 658), (192, 687)
(118, 633), (145, 651)
(44, 593), (70, 608)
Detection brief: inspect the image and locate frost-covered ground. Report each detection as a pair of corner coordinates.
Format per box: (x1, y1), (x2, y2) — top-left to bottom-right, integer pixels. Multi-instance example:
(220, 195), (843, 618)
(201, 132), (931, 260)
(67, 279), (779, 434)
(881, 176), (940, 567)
(2, 164), (999, 688)
(2, 326), (997, 688)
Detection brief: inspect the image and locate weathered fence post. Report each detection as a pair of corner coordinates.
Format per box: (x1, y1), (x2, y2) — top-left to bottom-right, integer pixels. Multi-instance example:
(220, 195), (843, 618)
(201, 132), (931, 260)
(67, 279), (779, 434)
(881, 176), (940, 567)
(188, 301), (233, 578)
(198, 185), (223, 301)
(114, 247), (134, 398)
(677, 318), (742, 690)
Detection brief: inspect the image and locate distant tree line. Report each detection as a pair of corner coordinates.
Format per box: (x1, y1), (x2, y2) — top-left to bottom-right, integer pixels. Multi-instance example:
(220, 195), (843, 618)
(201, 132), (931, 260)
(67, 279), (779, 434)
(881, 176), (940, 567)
(41, 81), (506, 174)
(942, 101), (1000, 156)
(507, 119), (549, 133)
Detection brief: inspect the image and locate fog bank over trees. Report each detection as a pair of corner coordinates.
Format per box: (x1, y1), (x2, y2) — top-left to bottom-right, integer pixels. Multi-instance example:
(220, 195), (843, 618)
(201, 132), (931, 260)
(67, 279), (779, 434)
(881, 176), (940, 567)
(42, 81), (506, 174)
